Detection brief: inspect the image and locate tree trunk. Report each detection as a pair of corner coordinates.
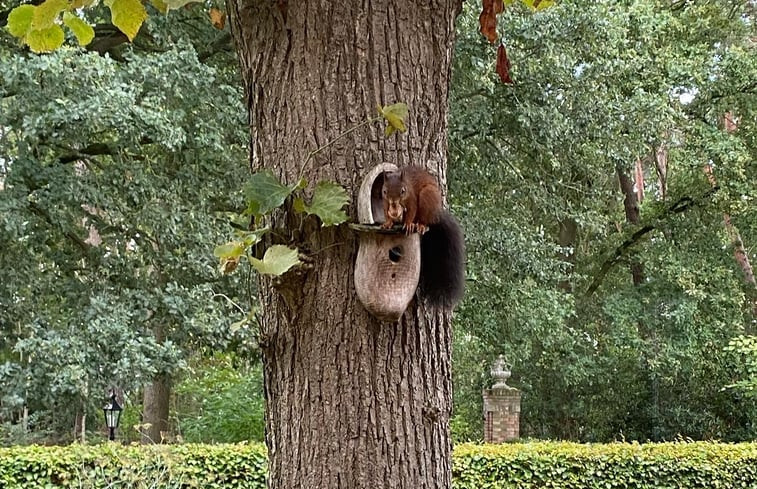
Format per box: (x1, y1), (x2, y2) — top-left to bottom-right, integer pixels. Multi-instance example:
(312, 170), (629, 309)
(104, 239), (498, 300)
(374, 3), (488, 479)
(703, 163), (757, 326)
(142, 374), (170, 444)
(73, 411), (85, 443)
(227, 1), (460, 488)
(617, 165), (644, 285)
(142, 324), (170, 444)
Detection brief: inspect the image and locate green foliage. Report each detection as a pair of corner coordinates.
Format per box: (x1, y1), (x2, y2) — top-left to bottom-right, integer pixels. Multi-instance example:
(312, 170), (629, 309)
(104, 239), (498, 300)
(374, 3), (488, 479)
(377, 102), (409, 136)
(450, 0), (757, 442)
(218, 169), (347, 277)
(0, 443), (268, 489)
(725, 335), (757, 396)
(104, 0), (148, 41)
(0, 28), (251, 439)
(6, 0), (92, 52)
(175, 356), (265, 443)
(243, 171), (302, 220)
(215, 100), (406, 279)
(249, 245), (301, 276)
(62, 12), (95, 46)
(453, 442), (757, 488)
(298, 181), (350, 227)
(1, 441), (756, 488)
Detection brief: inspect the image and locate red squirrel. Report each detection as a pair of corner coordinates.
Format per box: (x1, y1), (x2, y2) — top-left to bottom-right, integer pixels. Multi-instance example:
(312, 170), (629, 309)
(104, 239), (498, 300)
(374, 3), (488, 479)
(381, 166), (465, 308)
(381, 166), (442, 234)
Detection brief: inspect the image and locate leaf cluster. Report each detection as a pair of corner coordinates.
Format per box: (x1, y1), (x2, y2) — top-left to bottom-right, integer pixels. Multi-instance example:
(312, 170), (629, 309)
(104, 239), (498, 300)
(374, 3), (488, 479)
(450, 0), (756, 442)
(0, 33), (251, 437)
(213, 103), (408, 278)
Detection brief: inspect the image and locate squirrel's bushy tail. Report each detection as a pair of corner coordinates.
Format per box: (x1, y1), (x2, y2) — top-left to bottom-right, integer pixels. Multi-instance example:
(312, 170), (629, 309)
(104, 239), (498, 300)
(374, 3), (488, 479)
(419, 211), (465, 308)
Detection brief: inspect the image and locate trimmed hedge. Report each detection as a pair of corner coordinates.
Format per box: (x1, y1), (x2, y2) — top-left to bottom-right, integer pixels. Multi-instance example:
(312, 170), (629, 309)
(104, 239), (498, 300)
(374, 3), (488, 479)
(1, 441), (756, 488)
(453, 442), (757, 488)
(0, 443), (268, 489)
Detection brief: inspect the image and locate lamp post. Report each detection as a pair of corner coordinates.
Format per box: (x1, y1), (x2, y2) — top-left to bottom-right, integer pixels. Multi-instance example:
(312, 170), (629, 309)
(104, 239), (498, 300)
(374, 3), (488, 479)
(103, 391), (123, 441)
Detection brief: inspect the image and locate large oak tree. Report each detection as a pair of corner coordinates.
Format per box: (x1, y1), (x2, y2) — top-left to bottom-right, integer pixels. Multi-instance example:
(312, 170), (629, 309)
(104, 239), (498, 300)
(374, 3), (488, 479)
(224, 1), (462, 487)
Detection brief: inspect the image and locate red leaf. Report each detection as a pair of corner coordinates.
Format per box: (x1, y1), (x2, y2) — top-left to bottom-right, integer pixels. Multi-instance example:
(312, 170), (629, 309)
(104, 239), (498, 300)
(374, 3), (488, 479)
(209, 8), (226, 30)
(479, 0), (498, 44)
(496, 43), (513, 84)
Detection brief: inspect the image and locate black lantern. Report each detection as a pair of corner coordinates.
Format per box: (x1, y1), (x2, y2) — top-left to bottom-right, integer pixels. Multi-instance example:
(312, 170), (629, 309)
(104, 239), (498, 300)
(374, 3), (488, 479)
(103, 391), (122, 441)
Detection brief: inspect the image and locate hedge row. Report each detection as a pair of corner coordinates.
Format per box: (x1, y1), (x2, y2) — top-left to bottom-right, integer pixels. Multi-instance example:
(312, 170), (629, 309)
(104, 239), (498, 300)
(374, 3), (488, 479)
(0, 443), (268, 489)
(1, 441), (756, 488)
(453, 442), (757, 488)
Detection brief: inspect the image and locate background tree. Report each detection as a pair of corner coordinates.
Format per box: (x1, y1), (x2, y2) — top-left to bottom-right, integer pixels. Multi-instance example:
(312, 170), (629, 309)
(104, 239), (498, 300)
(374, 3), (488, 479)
(449, 0), (756, 442)
(0, 3), (254, 443)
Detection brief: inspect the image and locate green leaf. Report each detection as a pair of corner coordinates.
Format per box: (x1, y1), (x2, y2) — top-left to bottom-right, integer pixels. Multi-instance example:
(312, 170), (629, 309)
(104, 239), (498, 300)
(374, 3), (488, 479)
(242, 170), (297, 219)
(7, 5), (36, 38)
(294, 177), (307, 190)
(292, 197), (306, 214)
(164, 0), (196, 10)
(302, 181), (349, 227)
(249, 245), (301, 276)
(26, 25), (65, 53)
(213, 241), (245, 260)
(215, 241), (245, 275)
(31, 0), (69, 30)
(150, 0), (169, 13)
(378, 102), (408, 137)
(522, 0), (555, 10)
(104, 0), (147, 41)
(63, 12), (95, 46)
(236, 227), (269, 247)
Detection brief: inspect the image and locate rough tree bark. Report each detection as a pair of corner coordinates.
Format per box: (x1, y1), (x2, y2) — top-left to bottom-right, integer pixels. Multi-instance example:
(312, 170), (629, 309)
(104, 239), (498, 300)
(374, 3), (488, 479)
(142, 374), (170, 444)
(616, 165), (644, 286)
(227, 1), (461, 488)
(142, 324), (170, 444)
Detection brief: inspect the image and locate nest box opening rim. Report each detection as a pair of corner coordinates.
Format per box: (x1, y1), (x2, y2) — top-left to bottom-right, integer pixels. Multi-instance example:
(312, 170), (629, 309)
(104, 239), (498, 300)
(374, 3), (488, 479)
(356, 162), (399, 224)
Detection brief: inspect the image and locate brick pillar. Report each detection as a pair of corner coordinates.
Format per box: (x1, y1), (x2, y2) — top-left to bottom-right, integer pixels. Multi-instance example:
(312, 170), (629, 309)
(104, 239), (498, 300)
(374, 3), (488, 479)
(483, 355), (521, 443)
(483, 387), (521, 443)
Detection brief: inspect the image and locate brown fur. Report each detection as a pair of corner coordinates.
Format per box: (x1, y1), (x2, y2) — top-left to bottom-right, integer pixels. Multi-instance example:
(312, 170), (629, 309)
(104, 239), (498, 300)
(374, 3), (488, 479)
(381, 167), (442, 234)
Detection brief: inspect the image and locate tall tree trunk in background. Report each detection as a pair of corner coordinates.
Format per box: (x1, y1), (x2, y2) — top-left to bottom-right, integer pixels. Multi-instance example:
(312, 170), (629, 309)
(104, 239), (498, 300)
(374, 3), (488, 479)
(633, 158), (644, 203)
(704, 161), (757, 327)
(617, 165), (644, 285)
(142, 324), (170, 444)
(73, 410), (85, 443)
(142, 375), (170, 444)
(653, 144), (668, 201)
(227, 1), (460, 488)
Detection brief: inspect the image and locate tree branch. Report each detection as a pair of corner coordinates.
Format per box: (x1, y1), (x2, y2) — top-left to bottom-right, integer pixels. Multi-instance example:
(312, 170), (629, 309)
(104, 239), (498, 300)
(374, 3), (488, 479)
(198, 32), (233, 62)
(585, 186), (719, 296)
(27, 201), (91, 256)
(57, 143), (114, 164)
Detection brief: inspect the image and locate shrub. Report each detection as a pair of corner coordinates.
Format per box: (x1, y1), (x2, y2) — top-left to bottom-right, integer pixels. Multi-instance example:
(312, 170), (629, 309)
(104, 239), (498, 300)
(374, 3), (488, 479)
(453, 441), (757, 488)
(0, 443), (267, 489)
(1, 441), (756, 488)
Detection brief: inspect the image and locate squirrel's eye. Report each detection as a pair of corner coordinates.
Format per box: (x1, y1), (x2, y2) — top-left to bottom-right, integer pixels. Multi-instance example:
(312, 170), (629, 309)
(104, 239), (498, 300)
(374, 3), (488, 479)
(401, 187), (406, 194)
(382, 189), (387, 196)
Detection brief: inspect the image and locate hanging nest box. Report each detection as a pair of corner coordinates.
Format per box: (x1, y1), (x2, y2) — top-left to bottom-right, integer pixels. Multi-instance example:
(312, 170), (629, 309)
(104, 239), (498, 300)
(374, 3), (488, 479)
(352, 163), (420, 322)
